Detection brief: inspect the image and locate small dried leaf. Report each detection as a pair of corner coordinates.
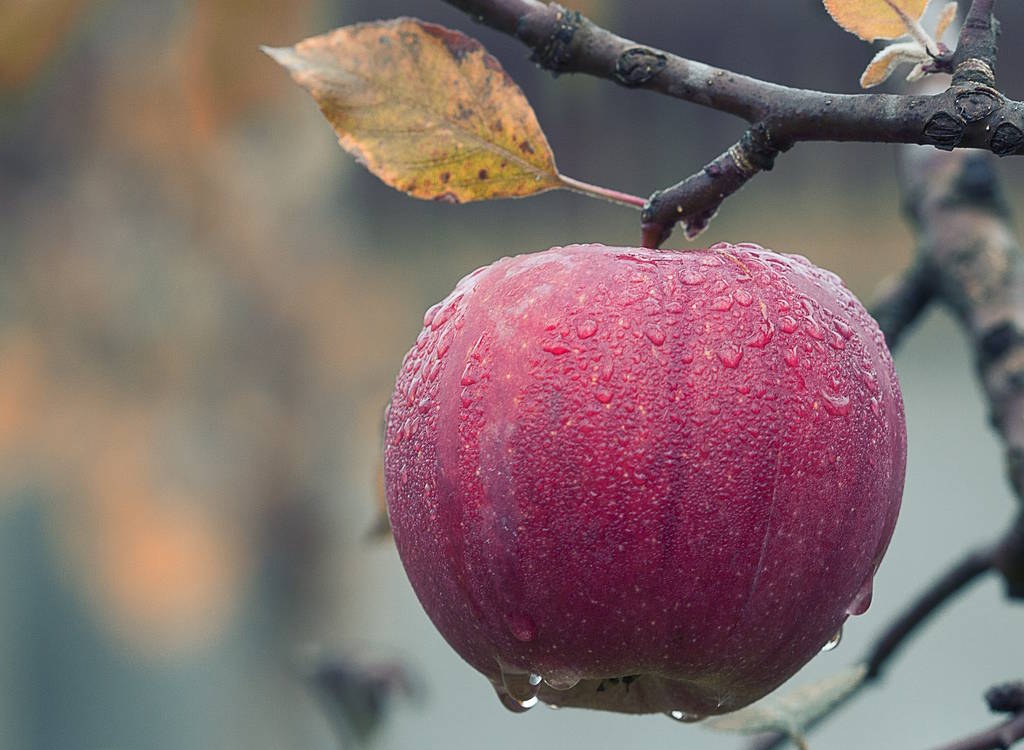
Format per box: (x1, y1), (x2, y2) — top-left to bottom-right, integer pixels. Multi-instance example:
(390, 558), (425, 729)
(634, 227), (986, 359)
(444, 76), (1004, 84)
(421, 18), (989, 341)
(906, 61), (927, 81)
(859, 41), (928, 88)
(934, 1), (958, 41)
(823, 0), (928, 42)
(703, 664), (868, 749)
(264, 18), (562, 203)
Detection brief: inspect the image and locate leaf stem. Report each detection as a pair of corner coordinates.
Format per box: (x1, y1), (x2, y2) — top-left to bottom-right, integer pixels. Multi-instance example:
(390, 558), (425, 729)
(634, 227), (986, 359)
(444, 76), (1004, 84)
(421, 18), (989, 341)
(556, 174), (647, 209)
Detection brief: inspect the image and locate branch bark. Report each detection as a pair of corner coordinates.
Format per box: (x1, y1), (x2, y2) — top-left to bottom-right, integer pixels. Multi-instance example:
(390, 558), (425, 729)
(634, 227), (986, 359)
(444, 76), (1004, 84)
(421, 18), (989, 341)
(922, 680), (1024, 750)
(444, 0), (1021, 244)
(933, 713), (1024, 750)
(870, 261), (934, 350)
(899, 145), (1024, 504)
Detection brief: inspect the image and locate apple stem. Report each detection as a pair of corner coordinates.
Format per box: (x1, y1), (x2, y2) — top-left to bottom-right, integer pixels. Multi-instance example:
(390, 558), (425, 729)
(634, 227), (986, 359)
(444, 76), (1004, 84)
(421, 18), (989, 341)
(556, 174), (647, 209)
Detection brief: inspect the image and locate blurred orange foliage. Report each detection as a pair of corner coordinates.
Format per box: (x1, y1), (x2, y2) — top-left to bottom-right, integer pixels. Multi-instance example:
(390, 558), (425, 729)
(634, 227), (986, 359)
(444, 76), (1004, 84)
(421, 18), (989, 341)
(0, 0), (90, 90)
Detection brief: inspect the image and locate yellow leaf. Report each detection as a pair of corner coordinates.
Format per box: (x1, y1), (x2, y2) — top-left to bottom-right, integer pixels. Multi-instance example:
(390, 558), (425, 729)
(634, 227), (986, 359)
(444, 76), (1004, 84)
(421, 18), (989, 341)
(823, 0), (929, 42)
(859, 41), (927, 88)
(264, 19), (562, 203)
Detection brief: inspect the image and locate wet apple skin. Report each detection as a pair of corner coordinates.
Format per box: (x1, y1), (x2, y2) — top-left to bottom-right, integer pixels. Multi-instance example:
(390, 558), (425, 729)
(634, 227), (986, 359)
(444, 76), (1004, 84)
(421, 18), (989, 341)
(385, 243), (906, 715)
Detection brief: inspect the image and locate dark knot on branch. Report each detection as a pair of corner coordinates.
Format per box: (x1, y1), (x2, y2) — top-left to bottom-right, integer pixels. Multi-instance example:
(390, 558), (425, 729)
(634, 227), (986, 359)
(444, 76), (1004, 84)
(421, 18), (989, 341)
(615, 48), (666, 87)
(733, 124), (779, 175)
(955, 85), (1003, 123)
(992, 122), (1024, 157)
(986, 682), (1024, 714)
(923, 111), (966, 151)
(528, 4), (580, 75)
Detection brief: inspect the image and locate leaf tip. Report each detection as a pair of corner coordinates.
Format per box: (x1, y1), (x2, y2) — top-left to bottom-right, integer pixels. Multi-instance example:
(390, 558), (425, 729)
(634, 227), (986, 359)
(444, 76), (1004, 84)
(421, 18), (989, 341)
(260, 44), (300, 71)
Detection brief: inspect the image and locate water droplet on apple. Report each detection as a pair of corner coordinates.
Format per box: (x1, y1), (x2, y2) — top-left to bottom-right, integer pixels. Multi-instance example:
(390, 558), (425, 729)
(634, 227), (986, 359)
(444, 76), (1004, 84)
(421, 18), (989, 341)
(423, 302), (442, 328)
(846, 579), (874, 616)
(508, 613), (536, 642)
(430, 295), (462, 330)
(595, 389), (613, 404)
(819, 391), (851, 416)
(460, 363), (478, 386)
(495, 687), (537, 713)
(733, 288), (754, 307)
(645, 326), (666, 346)
(577, 319), (598, 339)
(779, 316), (798, 333)
(435, 329), (454, 358)
(499, 667), (542, 710)
(821, 626), (843, 652)
(542, 342), (570, 355)
(426, 359), (443, 382)
(834, 318), (855, 340)
(544, 674), (581, 691)
(805, 319), (825, 341)
(666, 710), (704, 722)
(861, 369), (880, 394)
(406, 375), (421, 405)
(717, 345), (743, 368)
(746, 320), (775, 348)
(681, 270), (704, 286)
(710, 295), (733, 311)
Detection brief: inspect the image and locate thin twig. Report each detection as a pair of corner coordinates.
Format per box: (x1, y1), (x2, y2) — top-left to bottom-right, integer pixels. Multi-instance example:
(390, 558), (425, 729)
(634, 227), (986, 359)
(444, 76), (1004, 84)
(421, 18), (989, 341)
(864, 546), (995, 679)
(929, 709), (1024, 750)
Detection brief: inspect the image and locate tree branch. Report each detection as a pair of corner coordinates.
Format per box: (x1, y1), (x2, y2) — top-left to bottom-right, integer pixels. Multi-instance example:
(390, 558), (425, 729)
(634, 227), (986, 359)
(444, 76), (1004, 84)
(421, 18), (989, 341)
(929, 681), (1024, 750)
(747, 140), (1024, 750)
(443, 0), (1021, 245)
(952, 0), (999, 87)
(640, 125), (781, 247)
(899, 146), (1024, 505)
(864, 545), (994, 680)
(931, 713), (1024, 750)
(870, 261), (934, 350)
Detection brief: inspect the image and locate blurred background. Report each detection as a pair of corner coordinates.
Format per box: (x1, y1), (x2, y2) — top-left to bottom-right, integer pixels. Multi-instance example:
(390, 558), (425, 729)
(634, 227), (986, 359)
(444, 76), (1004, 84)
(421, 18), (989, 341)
(2, 0), (1024, 748)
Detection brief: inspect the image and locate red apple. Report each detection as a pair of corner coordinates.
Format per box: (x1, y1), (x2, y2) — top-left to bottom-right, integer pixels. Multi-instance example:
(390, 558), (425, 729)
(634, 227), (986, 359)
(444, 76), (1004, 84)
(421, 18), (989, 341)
(384, 243), (905, 717)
